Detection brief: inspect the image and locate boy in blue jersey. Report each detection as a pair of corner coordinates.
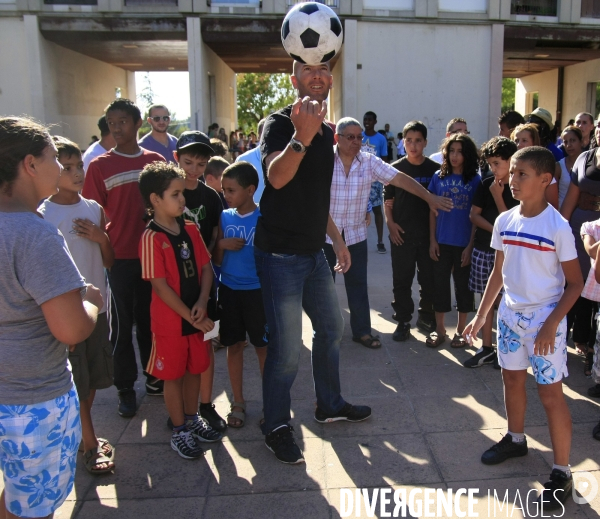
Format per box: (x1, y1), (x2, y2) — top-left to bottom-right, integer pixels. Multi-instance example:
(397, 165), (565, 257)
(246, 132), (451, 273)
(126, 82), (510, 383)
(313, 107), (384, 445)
(213, 162), (268, 428)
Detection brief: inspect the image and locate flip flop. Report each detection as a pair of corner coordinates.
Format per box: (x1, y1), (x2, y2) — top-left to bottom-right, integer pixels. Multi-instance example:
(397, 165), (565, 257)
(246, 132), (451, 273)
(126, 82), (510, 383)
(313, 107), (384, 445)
(425, 332), (446, 348)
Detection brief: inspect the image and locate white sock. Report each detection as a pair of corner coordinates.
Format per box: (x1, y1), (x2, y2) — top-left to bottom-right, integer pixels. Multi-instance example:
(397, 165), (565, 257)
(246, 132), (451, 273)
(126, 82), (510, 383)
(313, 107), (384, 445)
(508, 430), (525, 443)
(553, 463), (571, 477)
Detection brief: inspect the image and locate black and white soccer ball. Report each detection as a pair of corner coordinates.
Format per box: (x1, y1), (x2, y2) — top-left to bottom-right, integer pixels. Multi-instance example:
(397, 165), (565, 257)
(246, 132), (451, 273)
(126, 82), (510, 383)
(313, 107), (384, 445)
(281, 2), (343, 65)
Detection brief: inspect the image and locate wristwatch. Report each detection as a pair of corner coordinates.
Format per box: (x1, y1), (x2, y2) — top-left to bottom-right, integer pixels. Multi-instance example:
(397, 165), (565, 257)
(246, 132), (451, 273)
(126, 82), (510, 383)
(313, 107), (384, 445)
(289, 137), (308, 153)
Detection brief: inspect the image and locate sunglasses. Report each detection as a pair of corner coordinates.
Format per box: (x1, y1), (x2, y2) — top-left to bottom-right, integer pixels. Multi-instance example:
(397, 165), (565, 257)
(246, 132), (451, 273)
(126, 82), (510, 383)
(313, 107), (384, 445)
(338, 134), (362, 141)
(151, 116), (170, 122)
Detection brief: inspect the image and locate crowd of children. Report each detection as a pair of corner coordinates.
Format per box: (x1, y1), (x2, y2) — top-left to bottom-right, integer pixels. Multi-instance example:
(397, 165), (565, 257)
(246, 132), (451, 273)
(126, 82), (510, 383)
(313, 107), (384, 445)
(1, 100), (600, 516)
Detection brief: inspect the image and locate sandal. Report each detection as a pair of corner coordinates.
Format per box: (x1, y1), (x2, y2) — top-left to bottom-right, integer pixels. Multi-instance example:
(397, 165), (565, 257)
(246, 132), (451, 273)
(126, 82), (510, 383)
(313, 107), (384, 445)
(79, 438), (115, 461)
(585, 351), (594, 377)
(83, 445), (114, 475)
(227, 402), (246, 428)
(351, 334), (382, 349)
(451, 333), (468, 348)
(425, 332), (446, 348)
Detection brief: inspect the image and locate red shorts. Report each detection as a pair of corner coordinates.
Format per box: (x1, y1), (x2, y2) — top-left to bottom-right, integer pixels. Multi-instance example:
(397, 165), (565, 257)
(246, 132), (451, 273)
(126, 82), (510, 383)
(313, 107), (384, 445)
(146, 332), (210, 380)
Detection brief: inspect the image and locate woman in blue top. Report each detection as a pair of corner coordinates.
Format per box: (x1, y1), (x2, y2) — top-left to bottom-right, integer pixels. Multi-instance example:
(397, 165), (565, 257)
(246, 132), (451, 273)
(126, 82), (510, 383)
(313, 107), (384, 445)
(427, 133), (481, 348)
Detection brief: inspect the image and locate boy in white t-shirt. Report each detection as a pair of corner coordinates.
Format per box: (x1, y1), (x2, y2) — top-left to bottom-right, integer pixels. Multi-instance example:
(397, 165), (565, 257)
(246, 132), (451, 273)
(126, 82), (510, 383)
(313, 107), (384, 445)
(39, 137), (116, 475)
(464, 146), (583, 511)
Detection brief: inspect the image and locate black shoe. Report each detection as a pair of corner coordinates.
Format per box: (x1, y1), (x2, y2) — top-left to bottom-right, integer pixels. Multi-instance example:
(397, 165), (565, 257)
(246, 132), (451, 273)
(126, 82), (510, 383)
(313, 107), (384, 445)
(265, 425), (304, 464)
(416, 317), (436, 334)
(392, 313), (399, 322)
(377, 243), (386, 254)
(167, 416), (174, 430)
(588, 384), (600, 398)
(314, 402), (372, 423)
(118, 389), (137, 418)
(200, 403), (227, 432)
(393, 322), (411, 342)
(593, 420), (600, 441)
(463, 347), (496, 368)
(481, 433), (528, 465)
(536, 469), (573, 511)
(145, 376), (164, 396)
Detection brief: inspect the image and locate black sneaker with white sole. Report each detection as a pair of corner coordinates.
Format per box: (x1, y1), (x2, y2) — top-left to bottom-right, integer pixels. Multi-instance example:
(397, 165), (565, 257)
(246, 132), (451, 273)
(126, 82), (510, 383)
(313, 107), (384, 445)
(481, 433), (528, 465)
(265, 425), (304, 464)
(377, 243), (386, 254)
(314, 402), (372, 423)
(171, 429), (204, 459)
(200, 403), (227, 432)
(117, 388), (137, 417)
(536, 469), (573, 510)
(186, 416), (223, 443)
(463, 347), (497, 368)
(145, 376), (164, 396)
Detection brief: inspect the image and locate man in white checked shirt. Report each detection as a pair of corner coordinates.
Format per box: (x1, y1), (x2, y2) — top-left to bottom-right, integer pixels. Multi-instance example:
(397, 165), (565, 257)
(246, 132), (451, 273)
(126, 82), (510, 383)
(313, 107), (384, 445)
(323, 117), (454, 349)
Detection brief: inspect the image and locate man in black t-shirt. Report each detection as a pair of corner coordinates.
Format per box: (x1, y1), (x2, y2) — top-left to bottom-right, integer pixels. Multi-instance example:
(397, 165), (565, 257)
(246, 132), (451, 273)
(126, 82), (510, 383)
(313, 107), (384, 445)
(384, 121), (440, 342)
(256, 61), (372, 465)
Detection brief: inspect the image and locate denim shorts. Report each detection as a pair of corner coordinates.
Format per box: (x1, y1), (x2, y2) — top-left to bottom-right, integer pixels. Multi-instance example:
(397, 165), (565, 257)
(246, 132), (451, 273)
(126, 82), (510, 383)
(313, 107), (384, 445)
(0, 387), (81, 518)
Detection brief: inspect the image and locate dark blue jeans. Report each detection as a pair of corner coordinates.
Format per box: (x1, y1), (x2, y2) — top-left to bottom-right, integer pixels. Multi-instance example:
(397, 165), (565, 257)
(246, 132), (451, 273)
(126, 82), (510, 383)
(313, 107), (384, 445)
(323, 239), (371, 338)
(255, 247), (345, 434)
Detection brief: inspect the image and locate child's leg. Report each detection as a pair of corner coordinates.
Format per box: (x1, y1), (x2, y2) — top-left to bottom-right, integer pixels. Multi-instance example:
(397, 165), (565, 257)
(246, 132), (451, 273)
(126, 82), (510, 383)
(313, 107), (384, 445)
(80, 389), (98, 450)
(256, 346), (267, 377)
(502, 369), (527, 433)
(227, 341), (246, 409)
(481, 305), (495, 346)
(199, 346), (215, 405)
(538, 382), (572, 466)
(182, 372), (202, 416)
(431, 244), (454, 337)
(453, 245), (474, 336)
(164, 377), (185, 427)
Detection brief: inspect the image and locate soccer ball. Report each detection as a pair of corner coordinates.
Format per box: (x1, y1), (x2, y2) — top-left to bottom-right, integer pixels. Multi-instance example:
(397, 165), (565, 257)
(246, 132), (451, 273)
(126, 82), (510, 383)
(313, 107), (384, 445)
(281, 2), (343, 65)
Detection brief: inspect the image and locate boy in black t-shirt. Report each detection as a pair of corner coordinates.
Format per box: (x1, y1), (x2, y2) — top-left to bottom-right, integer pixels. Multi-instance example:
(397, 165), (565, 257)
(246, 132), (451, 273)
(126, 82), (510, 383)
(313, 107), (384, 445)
(463, 136), (519, 368)
(384, 121), (439, 341)
(173, 131), (227, 432)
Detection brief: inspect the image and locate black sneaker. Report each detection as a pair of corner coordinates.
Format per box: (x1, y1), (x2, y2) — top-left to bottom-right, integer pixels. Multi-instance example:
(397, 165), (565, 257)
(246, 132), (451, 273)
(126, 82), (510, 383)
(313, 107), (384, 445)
(481, 433), (528, 465)
(200, 403), (227, 432)
(463, 347), (496, 368)
(265, 425), (304, 464)
(416, 317), (436, 334)
(588, 384), (600, 398)
(171, 429), (204, 459)
(393, 322), (411, 342)
(117, 389), (137, 417)
(186, 416), (223, 443)
(377, 243), (386, 254)
(536, 469), (573, 511)
(593, 420), (600, 441)
(314, 402), (372, 423)
(145, 376), (164, 396)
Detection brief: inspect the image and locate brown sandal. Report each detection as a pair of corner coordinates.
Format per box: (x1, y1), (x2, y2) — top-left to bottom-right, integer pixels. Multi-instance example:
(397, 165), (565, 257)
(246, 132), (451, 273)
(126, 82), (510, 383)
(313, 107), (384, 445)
(451, 333), (468, 348)
(425, 332), (446, 348)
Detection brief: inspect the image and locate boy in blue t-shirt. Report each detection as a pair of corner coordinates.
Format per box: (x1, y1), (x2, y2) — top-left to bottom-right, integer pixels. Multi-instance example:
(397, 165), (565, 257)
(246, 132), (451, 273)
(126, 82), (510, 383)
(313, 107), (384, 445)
(213, 162), (269, 428)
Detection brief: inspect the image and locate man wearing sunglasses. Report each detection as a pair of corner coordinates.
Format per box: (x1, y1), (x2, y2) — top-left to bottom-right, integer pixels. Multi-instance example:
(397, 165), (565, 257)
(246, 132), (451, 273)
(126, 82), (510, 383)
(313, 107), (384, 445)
(139, 104), (178, 163)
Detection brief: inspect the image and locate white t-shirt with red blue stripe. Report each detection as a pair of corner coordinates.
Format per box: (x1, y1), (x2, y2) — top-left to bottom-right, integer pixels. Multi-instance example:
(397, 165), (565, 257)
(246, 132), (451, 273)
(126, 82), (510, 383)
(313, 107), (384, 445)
(491, 204), (577, 311)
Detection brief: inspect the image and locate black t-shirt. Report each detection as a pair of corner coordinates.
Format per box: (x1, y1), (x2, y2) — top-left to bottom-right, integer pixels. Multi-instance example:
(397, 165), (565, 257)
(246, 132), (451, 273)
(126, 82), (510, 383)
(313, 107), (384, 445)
(148, 218), (200, 336)
(256, 105), (335, 254)
(383, 156), (440, 240)
(183, 181), (223, 247)
(472, 176), (519, 251)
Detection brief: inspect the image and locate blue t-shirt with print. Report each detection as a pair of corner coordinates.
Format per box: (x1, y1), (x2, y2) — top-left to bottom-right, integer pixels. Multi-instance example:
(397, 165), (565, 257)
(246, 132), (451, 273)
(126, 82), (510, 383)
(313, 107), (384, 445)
(361, 132), (388, 159)
(220, 207), (261, 290)
(428, 172), (481, 247)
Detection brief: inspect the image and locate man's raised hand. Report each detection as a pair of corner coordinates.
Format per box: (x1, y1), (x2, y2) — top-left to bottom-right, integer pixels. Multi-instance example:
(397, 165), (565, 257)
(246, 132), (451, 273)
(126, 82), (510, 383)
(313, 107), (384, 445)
(290, 96), (327, 146)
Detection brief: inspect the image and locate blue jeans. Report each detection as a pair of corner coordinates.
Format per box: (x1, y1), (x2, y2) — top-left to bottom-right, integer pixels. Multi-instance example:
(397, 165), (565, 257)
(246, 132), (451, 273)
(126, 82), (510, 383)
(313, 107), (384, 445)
(323, 239), (371, 338)
(255, 247), (345, 434)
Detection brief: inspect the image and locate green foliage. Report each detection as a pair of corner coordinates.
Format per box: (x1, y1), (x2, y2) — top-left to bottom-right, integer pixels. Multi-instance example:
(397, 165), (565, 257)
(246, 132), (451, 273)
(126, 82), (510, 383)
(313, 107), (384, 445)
(237, 73), (296, 132)
(137, 73), (155, 109)
(501, 78), (516, 114)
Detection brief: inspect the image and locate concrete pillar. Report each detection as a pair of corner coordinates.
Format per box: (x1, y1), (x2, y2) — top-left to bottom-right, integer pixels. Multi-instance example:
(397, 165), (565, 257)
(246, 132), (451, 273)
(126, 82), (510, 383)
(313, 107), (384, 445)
(23, 15), (45, 122)
(341, 19), (357, 118)
(126, 71), (136, 102)
(187, 16), (204, 131)
(488, 24), (504, 139)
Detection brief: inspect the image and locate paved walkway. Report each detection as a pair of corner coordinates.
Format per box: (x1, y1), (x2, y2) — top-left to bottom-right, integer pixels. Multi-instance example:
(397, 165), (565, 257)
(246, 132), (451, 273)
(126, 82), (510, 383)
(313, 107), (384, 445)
(5, 225), (600, 519)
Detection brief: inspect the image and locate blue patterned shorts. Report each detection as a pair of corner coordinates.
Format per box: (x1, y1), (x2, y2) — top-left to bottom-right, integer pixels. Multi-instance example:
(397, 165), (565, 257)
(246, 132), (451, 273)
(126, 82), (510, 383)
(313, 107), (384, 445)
(369, 181), (383, 207)
(497, 299), (568, 384)
(0, 387), (81, 518)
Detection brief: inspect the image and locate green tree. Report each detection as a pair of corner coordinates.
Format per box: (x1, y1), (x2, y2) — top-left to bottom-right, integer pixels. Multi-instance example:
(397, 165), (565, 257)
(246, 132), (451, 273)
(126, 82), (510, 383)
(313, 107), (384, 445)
(137, 73), (155, 114)
(501, 78), (516, 113)
(237, 73), (296, 131)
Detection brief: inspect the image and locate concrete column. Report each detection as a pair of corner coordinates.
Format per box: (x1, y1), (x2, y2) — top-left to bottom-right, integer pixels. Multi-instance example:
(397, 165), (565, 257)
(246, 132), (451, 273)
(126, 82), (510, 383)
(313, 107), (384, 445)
(341, 19), (357, 119)
(126, 71), (136, 102)
(23, 15), (45, 122)
(187, 16), (204, 131)
(488, 24), (504, 139)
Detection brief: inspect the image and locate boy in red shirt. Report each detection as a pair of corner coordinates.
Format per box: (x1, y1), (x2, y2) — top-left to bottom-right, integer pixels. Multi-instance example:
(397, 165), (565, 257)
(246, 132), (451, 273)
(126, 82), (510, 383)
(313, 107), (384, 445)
(139, 162), (222, 458)
(82, 99), (165, 417)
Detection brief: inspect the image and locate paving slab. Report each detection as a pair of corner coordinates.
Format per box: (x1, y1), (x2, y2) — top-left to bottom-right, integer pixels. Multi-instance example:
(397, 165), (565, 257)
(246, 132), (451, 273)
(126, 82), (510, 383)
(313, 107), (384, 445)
(73, 497), (205, 519)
